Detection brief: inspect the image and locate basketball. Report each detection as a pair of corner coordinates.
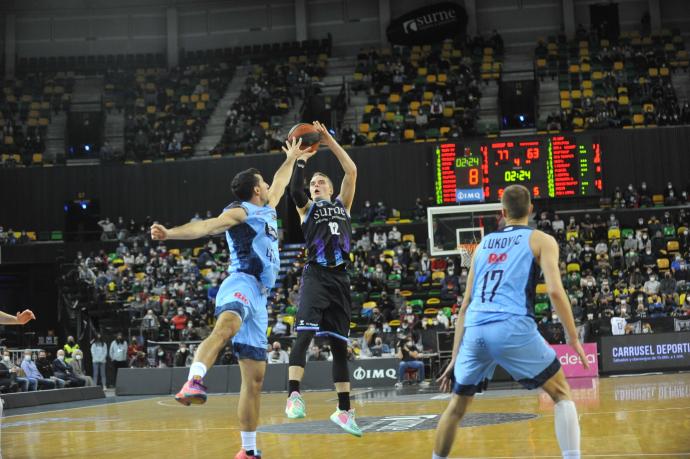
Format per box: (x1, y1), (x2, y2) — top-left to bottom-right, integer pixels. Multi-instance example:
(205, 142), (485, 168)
(287, 123), (321, 152)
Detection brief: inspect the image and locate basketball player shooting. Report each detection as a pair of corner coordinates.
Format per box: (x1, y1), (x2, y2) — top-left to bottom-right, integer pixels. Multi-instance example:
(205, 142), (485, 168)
(284, 121), (362, 436)
(432, 184), (589, 459)
(149, 138), (303, 459)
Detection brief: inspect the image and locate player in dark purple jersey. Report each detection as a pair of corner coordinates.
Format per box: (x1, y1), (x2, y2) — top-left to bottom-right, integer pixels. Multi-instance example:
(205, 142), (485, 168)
(284, 121), (361, 436)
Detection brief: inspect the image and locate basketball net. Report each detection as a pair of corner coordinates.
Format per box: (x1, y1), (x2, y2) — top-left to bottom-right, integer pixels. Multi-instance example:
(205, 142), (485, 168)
(457, 243), (478, 268)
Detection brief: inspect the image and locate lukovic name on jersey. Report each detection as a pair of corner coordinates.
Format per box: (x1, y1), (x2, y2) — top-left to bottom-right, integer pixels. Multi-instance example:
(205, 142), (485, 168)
(481, 233), (524, 250)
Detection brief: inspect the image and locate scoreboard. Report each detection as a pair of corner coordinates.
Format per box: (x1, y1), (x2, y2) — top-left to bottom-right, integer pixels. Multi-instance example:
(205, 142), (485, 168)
(434, 135), (603, 204)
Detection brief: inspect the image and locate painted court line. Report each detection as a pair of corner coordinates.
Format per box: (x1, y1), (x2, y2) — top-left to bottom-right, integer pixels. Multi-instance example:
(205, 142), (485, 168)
(453, 454), (690, 458)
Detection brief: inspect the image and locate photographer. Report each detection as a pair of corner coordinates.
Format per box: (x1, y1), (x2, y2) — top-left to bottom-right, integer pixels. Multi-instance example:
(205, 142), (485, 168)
(395, 335), (427, 388)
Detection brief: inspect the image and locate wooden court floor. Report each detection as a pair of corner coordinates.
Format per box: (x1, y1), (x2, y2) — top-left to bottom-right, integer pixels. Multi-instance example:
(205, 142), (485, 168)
(2, 373), (689, 458)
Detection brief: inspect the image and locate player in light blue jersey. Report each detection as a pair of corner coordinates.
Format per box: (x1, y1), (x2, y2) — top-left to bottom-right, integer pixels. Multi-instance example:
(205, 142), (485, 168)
(432, 185), (589, 459)
(150, 138), (303, 459)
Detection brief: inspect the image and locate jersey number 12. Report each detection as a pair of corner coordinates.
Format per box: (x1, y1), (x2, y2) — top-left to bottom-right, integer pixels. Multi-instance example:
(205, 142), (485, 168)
(328, 222), (340, 235)
(480, 269), (504, 303)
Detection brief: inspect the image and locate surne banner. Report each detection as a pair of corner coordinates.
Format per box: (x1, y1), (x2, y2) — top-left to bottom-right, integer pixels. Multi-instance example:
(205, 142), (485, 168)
(386, 2), (467, 46)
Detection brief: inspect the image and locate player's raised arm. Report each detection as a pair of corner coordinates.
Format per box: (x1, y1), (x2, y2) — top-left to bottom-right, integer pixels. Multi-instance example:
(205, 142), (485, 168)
(312, 121), (357, 212)
(288, 148), (318, 218)
(0, 309), (36, 325)
(267, 137), (303, 208)
(534, 231), (589, 369)
(150, 207), (247, 241)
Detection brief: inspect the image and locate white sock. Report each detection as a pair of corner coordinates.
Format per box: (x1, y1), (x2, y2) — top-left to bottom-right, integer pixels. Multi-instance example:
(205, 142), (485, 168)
(240, 431), (257, 453)
(432, 453), (447, 459)
(187, 362), (207, 381)
(554, 400), (580, 459)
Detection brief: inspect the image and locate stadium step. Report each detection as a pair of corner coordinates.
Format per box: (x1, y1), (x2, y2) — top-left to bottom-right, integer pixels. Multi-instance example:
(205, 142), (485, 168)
(194, 65), (251, 156)
(45, 111), (67, 163)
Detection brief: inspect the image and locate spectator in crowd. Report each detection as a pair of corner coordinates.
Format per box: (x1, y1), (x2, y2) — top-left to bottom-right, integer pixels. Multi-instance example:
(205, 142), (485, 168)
(52, 350), (86, 387)
(174, 343), (191, 367)
(69, 349), (95, 386)
(35, 351), (66, 388)
(131, 351), (150, 368)
(395, 335), (427, 387)
(267, 341), (289, 364)
(63, 335), (79, 364)
(440, 269), (461, 301)
(170, 307), (189, 340)
(307, 345), (327, 362)
(1, 349), (34, 391)
(141, 309), (161, 340)
(127, 338), (143, 361)
(97, 218), (117, 241)
(220, 345), (238, 365)
(110, 333), (129, 377)
(0, 360), (18, 392)
(91, 334), (108, 388)
(21, 350), (57, 390)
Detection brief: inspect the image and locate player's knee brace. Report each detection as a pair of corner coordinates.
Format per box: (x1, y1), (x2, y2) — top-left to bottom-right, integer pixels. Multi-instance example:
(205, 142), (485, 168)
(329, 337), (350, 383)
(288, 331), (315, 367)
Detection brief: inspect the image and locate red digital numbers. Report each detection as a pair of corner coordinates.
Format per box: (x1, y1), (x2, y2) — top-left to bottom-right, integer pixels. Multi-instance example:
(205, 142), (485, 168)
(497, 149), (509, 161)
(469, 168), (479, 185)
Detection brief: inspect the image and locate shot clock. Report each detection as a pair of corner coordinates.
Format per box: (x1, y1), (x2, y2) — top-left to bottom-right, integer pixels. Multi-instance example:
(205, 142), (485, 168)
(434, 135), (603, 204)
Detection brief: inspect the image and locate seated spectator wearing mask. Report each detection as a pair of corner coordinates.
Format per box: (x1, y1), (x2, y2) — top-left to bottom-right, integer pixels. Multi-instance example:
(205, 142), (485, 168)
(368, 337), (389, 357)
(307, 345), (327, 362)
(1, 349), (34, 391)
(395, 336), (428, 388)
(644, 272), (661, 296)
(131, 351), (150, 368)
(440, 268), (460, 301)
(63, 335), (79, 364)
(368, 307), (384, 330)
(69, 349), (95, 386)
(20, 350), (57, 390)
(174, 343), (191, 367)
(220, 345), (238, 365)
(140, 309), (160, 340)
(436, 310), (450, 329)
(0, 360), (18, 392)
(35, 351), (66, 388)
(267, 341), (289, 364)
(52, 350), (86, 387)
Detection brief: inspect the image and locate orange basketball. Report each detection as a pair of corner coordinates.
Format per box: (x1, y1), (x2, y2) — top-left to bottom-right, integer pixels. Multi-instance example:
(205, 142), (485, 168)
(287, 123), (321, 152)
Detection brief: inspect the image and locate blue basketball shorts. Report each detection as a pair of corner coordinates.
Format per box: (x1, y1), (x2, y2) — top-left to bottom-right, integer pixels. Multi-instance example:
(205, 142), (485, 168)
(215, 272), (268, 361)
(453, 315), (560, 395)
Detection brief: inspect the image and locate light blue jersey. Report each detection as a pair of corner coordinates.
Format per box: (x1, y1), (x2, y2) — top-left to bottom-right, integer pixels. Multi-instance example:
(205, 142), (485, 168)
(465, 225), (540, 326)
(454, 225), (560, 395)
(224, 200), (280, 289)
(213, 200), (280, 361)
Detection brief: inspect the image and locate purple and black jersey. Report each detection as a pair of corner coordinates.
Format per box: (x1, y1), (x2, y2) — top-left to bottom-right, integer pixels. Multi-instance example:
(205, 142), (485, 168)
(301, 197), (352, 267)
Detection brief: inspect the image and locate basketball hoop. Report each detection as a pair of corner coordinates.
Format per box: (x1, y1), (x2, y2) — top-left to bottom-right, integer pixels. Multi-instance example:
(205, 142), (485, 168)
(457, 243), (478, 268)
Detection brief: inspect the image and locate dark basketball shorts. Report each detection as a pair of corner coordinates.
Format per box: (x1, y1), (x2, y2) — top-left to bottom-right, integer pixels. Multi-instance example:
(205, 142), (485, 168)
(295, 263), (351, 342)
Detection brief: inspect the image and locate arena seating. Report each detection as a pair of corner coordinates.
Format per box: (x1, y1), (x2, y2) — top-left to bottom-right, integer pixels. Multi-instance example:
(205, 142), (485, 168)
(121, 63), (233, 161)
(0, 72), (74, 166)
(350, 36), (503, 144)
(535, 27), (687, 131)
(211, 47), (330, 157)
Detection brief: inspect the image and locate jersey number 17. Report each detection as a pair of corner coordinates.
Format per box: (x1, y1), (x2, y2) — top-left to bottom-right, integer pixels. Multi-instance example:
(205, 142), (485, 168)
(480, 269), (504, 303)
